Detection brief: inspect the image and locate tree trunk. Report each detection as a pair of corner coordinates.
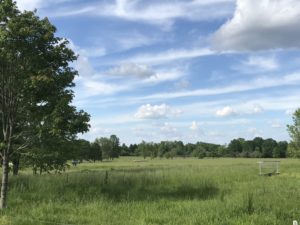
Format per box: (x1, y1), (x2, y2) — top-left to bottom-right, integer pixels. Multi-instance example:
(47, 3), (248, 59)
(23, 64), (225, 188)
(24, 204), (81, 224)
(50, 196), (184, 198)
(0, 154), (9, 209)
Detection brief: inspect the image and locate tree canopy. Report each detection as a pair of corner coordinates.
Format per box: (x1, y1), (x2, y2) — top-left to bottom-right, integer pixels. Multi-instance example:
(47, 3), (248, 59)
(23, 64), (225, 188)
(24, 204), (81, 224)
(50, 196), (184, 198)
(0, 0), (90, 208)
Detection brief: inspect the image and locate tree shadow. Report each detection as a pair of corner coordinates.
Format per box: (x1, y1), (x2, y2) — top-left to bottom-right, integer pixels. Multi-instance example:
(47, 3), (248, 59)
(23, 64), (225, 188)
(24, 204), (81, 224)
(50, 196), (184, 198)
(100, 182), (219, 201)
(10, 168), (220, 203)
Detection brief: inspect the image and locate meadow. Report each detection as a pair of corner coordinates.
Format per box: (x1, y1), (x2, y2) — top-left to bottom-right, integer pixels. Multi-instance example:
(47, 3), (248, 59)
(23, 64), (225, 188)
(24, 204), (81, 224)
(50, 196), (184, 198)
(0, 157), (300, 225)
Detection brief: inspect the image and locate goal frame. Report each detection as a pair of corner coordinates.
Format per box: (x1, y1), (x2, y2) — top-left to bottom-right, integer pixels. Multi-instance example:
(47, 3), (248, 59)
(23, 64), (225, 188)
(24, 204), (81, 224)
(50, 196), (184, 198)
(257, 160), (280, 176)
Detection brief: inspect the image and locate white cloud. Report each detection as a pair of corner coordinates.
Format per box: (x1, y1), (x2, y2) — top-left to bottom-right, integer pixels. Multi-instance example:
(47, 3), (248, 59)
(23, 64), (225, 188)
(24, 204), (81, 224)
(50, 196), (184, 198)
(247, 128), (261, 138)
(212, 0), (300, 51)
(234, 56), (279, 73)
(124, 48), (214, 65)
(270, 120), (282, 128)
(68, 40), (106, 59)
(160, 122), (177, 133)
(116, 32), (157, 50)
(245, 56), (278, 71)
(252, 104), (264, 114)
(74, 55), (94, 78)
(16, 0), (42, 11)
(134, 104), (182, 119)
(107, 64), (183, 84)
(82, 80), (130, 96)
(143, 70), (183, 84)
(108, 63), (154, 78)
(128, 71), (300, 101)
(51, 0), (234, 29)
(190, 121), (199, 131)
(216, 106), (237, 117)
(16, 0), (71, 11)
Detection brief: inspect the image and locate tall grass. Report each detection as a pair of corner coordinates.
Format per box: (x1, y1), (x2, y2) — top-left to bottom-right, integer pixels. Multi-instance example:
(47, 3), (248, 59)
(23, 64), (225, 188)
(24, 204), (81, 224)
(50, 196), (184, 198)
(0, 158), (299, 225)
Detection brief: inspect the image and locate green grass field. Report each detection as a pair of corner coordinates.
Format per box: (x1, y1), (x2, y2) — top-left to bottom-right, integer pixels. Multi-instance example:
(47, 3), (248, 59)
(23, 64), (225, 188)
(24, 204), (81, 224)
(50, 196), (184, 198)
(1, 157), (300, 225)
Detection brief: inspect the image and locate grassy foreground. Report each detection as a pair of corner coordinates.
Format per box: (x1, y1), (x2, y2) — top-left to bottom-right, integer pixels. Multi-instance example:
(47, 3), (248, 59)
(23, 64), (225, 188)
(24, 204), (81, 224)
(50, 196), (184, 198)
(0, 157), (300, 225)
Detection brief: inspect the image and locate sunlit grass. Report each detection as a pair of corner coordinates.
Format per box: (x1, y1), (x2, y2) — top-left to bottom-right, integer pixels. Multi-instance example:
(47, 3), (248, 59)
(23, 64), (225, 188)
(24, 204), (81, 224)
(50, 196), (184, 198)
(0, 157), (300, 225)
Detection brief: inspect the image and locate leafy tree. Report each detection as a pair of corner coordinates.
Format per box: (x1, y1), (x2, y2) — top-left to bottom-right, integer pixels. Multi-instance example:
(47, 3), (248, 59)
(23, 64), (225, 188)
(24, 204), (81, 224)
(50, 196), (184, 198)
(217, 145), (227, 157)
(174, 141), (185, 157)
(185, 143), (195, 156)
(89, 142), (102, 162)
(191, 146), (206, 159)
(120, 144), (129, 156)
(95, 136), (120, 160)
(137, 141), (149, 159)
(253, 137), (264, 152)
(128, 144), (138, 156)
(273, 141), (287, 158)
(73, 139), (91, 161)
(241, 140), (254, 158)
(287, 109), (300, 158)
(262, 138), (277, 158)
(227, 139), (243, 157)
(110, 135), (120, 158)
(0, 0), (89, 208)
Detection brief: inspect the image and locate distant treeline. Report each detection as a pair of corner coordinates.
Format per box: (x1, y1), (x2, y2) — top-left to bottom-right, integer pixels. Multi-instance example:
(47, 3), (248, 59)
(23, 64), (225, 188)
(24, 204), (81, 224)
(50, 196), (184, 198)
(76, 136), (288, 162)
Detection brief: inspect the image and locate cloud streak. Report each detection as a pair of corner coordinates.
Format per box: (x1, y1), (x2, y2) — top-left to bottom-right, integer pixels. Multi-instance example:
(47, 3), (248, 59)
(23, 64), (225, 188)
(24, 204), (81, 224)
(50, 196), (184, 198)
(49, 0), (234, 29)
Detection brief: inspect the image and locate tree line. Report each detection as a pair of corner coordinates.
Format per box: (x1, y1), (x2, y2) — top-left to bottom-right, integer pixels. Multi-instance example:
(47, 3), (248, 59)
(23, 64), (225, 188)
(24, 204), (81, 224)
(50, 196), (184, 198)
(68, 136), (288, 162)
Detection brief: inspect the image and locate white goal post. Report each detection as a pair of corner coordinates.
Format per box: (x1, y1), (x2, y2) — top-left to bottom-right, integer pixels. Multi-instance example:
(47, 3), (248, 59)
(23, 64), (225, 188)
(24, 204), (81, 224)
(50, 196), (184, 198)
(257, 161), (280, 175)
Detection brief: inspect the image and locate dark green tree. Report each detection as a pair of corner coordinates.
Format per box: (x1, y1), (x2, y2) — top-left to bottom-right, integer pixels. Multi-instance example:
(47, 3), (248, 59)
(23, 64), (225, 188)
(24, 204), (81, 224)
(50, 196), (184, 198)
(227, 139), (243, 157)
(262, 138), (277, 158)
(0, 0), (89, 208)
(89, 142), (102, 162)
(110, 135), (120, 158)
(253, 137), (264, 153)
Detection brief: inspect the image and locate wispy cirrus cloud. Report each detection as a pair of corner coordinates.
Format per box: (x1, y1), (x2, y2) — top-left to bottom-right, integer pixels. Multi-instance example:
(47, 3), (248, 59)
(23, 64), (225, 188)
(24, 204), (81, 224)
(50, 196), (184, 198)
(233, 55), (279, 74)
(122, 48), (215, 65)
(49, 0), (234, 29)
(16, 0), (73, 11)
(129, 72), (300, 101)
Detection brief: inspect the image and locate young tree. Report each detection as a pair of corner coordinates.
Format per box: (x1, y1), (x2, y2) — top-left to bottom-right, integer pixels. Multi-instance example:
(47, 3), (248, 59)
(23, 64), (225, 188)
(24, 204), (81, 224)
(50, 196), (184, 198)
(287, 109), (300, 157)
(137, 141), (149, 159)
(0, 1), (89, 208)
(96, 137), (113, 160)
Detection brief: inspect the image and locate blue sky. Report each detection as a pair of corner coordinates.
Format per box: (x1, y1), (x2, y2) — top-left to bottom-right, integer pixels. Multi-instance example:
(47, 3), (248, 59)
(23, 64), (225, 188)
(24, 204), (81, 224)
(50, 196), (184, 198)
(16, 0), (300, 144)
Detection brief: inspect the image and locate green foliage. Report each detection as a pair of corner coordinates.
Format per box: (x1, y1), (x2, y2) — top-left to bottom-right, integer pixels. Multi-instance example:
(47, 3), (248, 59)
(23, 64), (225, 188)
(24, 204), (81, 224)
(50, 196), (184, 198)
(287, 109), (300, 158)
(191, 146), (206, 158)
(89, 142), (102, 162)
(95, 136), (288, 160)
(95, 135), (120, 160)
(0, 1), (90, 209)
(262, 138), (277, 158)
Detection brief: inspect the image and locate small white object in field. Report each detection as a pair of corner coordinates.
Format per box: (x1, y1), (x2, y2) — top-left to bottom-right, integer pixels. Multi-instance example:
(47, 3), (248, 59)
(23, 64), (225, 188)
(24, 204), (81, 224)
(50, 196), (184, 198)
(293, 220), (298, 225)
